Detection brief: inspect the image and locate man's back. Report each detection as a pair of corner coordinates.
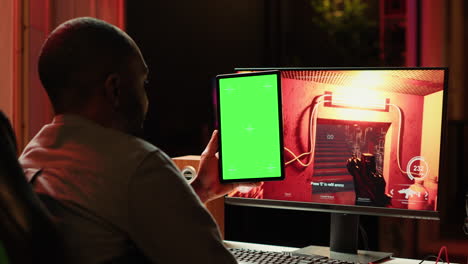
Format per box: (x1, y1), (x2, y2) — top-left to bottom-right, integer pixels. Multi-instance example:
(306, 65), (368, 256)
(19, 114), (236, 264)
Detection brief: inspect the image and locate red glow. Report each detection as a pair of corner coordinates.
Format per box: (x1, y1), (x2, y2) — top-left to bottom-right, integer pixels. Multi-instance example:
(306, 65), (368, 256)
(118, 0), (125, 30)
(13, 0), (21, 149)
(325, 91), (390, 112)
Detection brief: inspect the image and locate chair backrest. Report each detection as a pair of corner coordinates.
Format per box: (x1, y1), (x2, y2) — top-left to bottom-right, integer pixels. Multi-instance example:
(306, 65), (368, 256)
(0, 111), (63, 263)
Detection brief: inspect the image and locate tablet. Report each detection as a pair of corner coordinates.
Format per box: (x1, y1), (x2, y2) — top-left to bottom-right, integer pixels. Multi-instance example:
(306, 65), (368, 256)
(216, 70), (285, 183)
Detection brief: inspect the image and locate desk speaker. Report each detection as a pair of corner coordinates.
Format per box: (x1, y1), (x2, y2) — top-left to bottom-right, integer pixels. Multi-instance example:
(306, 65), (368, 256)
(172, 155), (225, 237)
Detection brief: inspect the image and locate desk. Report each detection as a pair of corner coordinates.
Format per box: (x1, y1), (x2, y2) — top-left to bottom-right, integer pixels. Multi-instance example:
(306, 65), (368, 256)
(224, 240), (447, 264)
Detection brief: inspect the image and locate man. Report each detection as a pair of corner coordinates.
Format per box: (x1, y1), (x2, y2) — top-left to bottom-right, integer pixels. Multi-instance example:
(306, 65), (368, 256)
(19, 17), (251, 263)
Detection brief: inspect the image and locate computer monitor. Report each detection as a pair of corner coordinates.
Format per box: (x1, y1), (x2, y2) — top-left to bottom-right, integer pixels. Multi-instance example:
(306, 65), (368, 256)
(224, 67), (448, 262)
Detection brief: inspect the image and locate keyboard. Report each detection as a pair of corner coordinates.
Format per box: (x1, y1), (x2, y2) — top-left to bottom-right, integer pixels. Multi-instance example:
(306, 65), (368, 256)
(229, 248), (355, 264)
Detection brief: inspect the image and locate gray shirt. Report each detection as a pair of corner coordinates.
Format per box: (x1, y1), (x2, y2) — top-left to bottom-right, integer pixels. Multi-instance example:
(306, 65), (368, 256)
(19, 114), (236, 264)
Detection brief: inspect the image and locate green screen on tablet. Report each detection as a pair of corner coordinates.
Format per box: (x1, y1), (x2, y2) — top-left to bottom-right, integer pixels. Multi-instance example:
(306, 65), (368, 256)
(216, 71), (285, 182)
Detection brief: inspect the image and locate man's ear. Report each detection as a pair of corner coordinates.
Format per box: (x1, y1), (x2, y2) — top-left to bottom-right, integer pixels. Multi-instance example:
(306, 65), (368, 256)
(104, 73), (121, 108)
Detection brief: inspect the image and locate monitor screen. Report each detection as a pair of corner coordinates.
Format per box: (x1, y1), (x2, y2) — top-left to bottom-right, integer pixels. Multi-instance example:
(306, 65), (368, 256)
(226, 68), (448, 220)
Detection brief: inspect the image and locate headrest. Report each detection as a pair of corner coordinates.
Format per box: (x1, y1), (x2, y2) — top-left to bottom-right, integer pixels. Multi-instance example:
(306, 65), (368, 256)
(0, 111), (18, 156)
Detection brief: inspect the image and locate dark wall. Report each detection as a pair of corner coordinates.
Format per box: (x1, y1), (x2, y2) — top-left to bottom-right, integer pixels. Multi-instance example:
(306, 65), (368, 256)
(126, 0), (381, 156)
(127, 0), (267, 156)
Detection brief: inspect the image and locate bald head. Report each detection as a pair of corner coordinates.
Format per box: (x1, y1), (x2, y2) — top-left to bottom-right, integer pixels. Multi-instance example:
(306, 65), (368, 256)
(38, 17), (137, 113)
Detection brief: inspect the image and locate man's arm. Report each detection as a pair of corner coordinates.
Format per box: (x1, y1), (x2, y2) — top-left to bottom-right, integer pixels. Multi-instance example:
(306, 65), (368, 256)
(128, 150), (237, 264)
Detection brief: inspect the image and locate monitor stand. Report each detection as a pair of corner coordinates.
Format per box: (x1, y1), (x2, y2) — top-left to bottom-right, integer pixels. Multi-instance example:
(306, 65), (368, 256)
(292, 213), (393, 263)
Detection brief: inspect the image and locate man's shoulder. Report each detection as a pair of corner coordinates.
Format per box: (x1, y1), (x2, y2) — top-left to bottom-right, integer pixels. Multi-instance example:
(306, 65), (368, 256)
(120, 133), (158, 155)
(20, 116), (162, 171)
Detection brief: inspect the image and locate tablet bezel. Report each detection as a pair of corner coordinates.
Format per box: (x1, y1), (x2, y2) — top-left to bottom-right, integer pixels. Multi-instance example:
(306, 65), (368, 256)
(216, 70), (285, 183)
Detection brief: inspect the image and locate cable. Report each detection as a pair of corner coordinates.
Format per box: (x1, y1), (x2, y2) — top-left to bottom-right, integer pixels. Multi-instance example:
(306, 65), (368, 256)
(388, 103), (422, 179)
(387, 104), (407, 174)
(284, 95), (329, 167)
(284, 97), (322, 166)
(359, 224), (369, 251)
(283, 100), (319, 166)
(434, 246), (450, 264)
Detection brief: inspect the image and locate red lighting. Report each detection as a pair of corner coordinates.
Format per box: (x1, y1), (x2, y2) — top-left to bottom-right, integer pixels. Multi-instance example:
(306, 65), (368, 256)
(324, 91), (390, 112)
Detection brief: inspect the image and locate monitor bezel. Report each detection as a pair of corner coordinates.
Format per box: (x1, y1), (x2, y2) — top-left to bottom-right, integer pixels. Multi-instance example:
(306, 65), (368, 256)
(227, 67), (449, 220)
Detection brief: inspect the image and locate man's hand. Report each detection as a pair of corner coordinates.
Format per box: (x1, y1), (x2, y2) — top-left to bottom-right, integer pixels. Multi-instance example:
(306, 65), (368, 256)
(191, 130), (260, 203)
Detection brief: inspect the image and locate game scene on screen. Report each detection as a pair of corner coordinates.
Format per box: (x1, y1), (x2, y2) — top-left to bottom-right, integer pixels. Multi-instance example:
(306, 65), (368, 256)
(229, 69), (445, 211)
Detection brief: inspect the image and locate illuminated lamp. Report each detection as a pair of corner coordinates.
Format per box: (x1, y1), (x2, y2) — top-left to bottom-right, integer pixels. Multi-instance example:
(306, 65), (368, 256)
(324, 91), (390, 112)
